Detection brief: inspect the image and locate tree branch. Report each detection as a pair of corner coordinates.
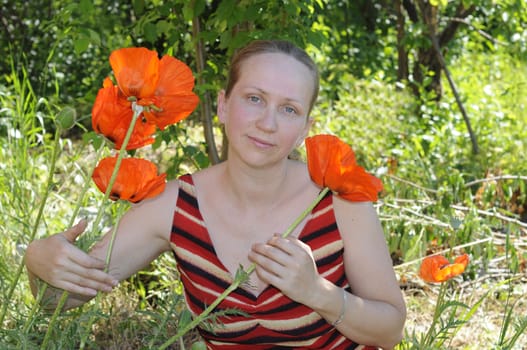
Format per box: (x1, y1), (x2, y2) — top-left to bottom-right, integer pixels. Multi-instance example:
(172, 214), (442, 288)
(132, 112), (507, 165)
(428, 28), (479, 155)
(395, 0), (409, 82)
(445, 17), (508, 46)
(439, 3), (476, 46)
(192, 15), (220, 165)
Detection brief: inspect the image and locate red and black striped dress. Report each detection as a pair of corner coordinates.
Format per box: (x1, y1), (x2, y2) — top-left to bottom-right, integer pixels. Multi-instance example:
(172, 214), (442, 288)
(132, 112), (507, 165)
(170, 174), (378, 349)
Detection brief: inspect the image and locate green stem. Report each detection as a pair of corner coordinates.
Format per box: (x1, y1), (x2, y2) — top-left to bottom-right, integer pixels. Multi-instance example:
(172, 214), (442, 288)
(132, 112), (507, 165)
(76, 110), (141, 349)
(39, 144), (108, 349)
(88, 109), (141, 239)
(24, 144), (104, 333)
(280, 187), (330, 239)
(40, 289), (70, 349)
(41, 108), (141, 349)
(79, 204), (126, 349)
(103, 205), (125, 269)
(0, 128), (61, 326)
(421, 282), (447, 347)
(158, 187), (330, 350)
(148, 288), (180, 348)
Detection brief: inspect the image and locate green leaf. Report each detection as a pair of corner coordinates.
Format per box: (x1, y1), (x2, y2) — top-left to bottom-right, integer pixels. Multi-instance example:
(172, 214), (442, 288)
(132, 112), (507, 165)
(193, 151), (210, 169)
(73, 38), (90, 55)
(83, 131), (105, 150)
(79, 0), (94, 15)
(215, 0), (237, 23)
(429, 0), (448, 7)
(144, 22), (158, 42)
(132, 0), (145, 15)
(182, 0), (206, 21)
(194, 0), (206, 17)
(178, 309), (193, 329)
(87, 29), (101, 45)
(156, 20), (171, 34)
(182, 4), (193, 22)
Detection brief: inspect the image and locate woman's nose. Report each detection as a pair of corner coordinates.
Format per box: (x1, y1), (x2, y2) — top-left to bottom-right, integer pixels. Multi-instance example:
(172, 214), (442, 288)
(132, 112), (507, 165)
(256, 107), (278, 132)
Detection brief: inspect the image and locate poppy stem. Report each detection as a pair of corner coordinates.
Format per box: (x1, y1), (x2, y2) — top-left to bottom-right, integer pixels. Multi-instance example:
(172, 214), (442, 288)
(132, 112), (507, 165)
(78, 108), (141, 349)
(281, 187), (330, 238)
(3, 127), (60, 346)
(157, 187), (330, 349)
(421, 281), (447, 347)
(89, 107), (142, 237)
(36, 145), (105, 347)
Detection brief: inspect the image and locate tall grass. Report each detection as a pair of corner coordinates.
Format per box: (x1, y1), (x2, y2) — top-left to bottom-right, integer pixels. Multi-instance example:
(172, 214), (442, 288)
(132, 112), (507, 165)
(1, 49), (526, 349)
(313, 48), (527, 349)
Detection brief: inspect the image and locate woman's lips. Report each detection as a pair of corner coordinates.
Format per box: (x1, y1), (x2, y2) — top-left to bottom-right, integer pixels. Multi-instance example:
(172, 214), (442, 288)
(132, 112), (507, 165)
(248, 135), (274, 148)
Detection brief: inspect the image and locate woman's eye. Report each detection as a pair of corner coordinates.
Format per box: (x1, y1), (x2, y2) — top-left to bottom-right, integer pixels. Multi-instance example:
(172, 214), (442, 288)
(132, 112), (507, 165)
(248, 95), (260, 103)
(283, 106), (297, 115)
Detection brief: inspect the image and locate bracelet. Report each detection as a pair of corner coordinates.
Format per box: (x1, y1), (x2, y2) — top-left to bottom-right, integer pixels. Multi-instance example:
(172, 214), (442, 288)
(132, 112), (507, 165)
(331, 288), (347, 327)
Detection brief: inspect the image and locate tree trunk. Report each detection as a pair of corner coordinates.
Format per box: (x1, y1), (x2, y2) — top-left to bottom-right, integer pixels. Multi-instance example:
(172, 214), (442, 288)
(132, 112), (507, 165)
(415, 0), (443, 100)
(406, 0), (476, 101)
(395, 0), (409, 83)
(192, 15), (221, 165)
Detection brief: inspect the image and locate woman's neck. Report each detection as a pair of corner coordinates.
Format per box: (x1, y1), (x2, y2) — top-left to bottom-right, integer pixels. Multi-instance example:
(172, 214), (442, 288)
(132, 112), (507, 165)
(221, 159), (291, 210)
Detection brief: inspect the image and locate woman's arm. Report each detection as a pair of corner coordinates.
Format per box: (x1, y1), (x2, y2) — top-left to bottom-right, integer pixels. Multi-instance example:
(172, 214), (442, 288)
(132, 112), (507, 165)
(323, 198), (406, 349)
(25, 180), (179, 310)
(249, 197), (406, 349)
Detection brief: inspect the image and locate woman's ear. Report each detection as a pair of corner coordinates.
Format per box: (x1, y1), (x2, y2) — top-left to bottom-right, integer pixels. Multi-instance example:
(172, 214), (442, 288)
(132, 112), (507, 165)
(217, 90), (227, 123)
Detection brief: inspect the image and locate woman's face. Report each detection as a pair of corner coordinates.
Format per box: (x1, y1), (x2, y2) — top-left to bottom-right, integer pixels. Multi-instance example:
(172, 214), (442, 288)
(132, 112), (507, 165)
(218, 52), (314, 168)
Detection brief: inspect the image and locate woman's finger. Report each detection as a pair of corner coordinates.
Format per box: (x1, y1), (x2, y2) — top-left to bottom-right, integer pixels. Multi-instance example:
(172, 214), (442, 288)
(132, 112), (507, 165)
(61, 219), (88, 243)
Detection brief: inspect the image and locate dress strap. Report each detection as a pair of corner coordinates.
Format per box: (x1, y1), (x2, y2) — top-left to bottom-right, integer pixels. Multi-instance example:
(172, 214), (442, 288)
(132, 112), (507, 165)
(177, 173), (195, 197)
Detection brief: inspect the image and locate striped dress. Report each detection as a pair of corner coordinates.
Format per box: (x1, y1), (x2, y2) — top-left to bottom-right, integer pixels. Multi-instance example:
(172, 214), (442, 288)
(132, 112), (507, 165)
(170, 174), (378, 349)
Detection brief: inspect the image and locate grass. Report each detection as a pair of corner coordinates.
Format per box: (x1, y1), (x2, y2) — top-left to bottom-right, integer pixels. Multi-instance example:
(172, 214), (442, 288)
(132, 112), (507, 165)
(0, 48), (526, 349)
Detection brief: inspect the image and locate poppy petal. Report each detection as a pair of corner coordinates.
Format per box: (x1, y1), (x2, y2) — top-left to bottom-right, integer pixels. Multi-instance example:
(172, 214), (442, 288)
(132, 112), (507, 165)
(143, 92), (199, 130)
(419, 255), (450, 283)
(419, 254), (470, 283)
(110, 47), (160, 99)
(92, 86), (157, 150)
(92, 156), (166, 203)
(305, 134), (382, 202)
(130, 173), (167, 202)
(141, 55), (200, 129)
(454, 254), (470, 268)
(157, 55), (196, 93)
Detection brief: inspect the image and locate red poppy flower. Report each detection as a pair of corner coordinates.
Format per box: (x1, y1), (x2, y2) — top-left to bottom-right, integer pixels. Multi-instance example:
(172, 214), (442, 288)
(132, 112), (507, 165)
(92, 156), (166, 203)
(109, 47), (199, 130)
(109, 47), (160, 99)
(419, 254), (470, 283)
(92, 84), (157, 150)
(141, 55), (201, 130)
(92, 47), (199, 149)
(305, 134), (383, 201)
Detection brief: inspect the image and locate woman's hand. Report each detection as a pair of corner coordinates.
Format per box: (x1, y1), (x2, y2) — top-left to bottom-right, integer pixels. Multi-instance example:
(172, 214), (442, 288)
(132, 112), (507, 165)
(25, 220), (118, 297)
(248, 235), (321, 304)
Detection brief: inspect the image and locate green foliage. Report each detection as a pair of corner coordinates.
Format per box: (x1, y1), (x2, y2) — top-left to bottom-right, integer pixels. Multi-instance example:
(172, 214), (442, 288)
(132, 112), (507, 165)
(0, 0), (526, 348)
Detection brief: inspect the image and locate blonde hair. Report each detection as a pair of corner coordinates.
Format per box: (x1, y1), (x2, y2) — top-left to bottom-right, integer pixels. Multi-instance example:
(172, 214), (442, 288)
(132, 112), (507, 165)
(224, 40), (319, 114)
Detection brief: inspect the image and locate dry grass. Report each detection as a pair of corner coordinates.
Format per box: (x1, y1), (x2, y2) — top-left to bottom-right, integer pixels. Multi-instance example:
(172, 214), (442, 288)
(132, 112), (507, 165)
(400, 267), (527, 349)
(79, 267), (527, 349)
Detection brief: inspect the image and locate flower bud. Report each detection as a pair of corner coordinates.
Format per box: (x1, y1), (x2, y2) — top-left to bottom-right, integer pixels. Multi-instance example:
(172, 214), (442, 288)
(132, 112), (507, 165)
(56, 106), (77, 130)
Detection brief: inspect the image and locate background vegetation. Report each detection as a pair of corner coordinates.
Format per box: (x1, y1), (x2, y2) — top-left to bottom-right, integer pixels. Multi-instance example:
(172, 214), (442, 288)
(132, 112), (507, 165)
(1, 0), (526, 348)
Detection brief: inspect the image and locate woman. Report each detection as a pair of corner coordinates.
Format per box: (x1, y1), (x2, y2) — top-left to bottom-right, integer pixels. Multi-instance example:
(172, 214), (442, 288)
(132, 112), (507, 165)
(25, 40), (406, 349)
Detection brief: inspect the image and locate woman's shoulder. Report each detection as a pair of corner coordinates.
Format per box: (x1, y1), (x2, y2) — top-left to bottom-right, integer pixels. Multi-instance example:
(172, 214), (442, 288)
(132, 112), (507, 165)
(287, 158), (311, 180)
(288, 158), (320, 189)
(187, 163), (225, 189)
(128, 178), (180, 213)
(166, 164), (222, 187)
(332, 195), (376, 217)
(332, 195), (380, 239)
